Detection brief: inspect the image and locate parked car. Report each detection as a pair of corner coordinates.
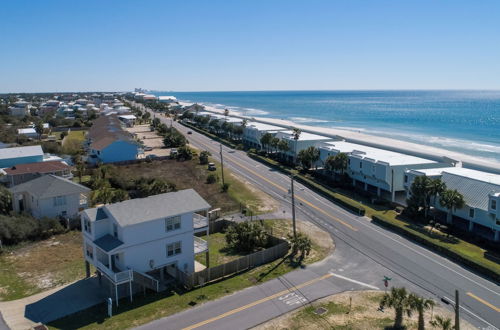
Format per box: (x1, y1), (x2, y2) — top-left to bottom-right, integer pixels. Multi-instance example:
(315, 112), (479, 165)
(143, 146), (153, 151)
(187, 130), (192, 134)
(170, 148), (178, 158)
(208, 162), (216, 171)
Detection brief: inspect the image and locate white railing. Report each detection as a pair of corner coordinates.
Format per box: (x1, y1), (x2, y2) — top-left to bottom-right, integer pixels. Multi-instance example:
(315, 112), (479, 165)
(194, 236), (208, 254)
(114, 269), (133, 283)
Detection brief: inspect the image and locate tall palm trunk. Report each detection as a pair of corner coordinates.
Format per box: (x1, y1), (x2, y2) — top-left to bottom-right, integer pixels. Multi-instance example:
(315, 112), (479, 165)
(447, 210), (453, 224)
(394, 308), (404, 329)
(418, 309), (425, 330)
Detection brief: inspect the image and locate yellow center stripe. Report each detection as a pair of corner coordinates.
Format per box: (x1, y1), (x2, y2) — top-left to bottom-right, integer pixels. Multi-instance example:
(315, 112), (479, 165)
(182, 273), (333, 330)
(467, 292), (500, 312)
(229, 158), (358, 231)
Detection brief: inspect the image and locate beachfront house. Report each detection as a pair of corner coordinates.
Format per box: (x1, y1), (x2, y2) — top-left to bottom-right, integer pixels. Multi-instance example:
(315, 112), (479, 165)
(319, 141), (449, 203)
(158, 95), (177, 103)
(275, 130), (333, 163)
(405, 167), (500, 241)
(0, 145), (44, 168)
(243, 122), (288, 149)
(9, 175), (90, 219)
(1, 160), (72, 187)
(81, 189), (211, 304)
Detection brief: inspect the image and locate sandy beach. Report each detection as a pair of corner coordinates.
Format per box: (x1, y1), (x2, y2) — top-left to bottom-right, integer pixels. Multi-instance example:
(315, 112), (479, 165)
(179, 101), (500, 174)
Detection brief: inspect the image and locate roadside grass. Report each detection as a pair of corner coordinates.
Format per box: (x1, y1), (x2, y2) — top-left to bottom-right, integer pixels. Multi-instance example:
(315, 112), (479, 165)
(0, 231), (88, 301)
(47, 219), (332, 330)
(110, 158), (266, 214)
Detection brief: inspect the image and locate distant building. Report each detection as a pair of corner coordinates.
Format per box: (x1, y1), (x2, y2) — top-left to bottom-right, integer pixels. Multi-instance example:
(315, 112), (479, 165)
(142, 94), (158, 102)
(9, 101), (30, 117)
(319, 141), (448, 202)
(81, 189), (210, 303)
(17, 128), (38, 139)
(0, 145), (44, 168)
(1, 160), (72, 187)
(405, 167), (500, 241)
(10, 175), (90, 219)
(158, 96), (177, 103)
(275, 130), (333, 163)
(118, 115), (137, 127)
(243, 122), (288, 149)
(86, 115), (140, 164)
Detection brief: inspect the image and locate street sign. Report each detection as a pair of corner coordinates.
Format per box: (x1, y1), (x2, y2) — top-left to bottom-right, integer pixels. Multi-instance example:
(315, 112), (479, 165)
(383, 276), (392, 289)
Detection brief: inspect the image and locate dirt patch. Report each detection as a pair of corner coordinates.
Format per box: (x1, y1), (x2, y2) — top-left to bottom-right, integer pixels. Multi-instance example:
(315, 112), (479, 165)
(254, 290), (475, 330)
(230, 173), (279, 213)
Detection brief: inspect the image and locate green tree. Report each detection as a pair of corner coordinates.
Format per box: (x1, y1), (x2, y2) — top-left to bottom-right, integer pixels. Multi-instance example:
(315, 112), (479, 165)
(288, 232), (312, 262)
(34, 121), (44, 140)
(76, 160), (86, 183)
(0, 185), (12, 215)
(379, 287), (413, 329)
(176, 146), (193, 160)
(277, 139), (289, 160)
(334, 152), (348, 175)
(430, 315), (455, 330)
(297, 146), (319, 170)
(270, 137), (280, 154)
(152, 117), (161, 128)
(291, 127), (301, 164)
(225, 221), (268, 253)
(260, 132), (273, 153)
(428, 178), (447, 211)
(439, 189), (465, 224)
(406, 176), (432, 219)
(409, 293), (435, 330)
(324, 155), (337, 174)
(199, 150), (211, 165)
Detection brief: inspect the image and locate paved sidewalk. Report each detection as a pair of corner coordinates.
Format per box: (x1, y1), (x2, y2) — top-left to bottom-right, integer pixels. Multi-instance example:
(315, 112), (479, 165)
(0, 277), (106, 330)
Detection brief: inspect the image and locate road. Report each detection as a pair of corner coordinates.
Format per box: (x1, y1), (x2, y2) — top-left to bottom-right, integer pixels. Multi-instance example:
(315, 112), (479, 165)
(135, 103), (499, 330)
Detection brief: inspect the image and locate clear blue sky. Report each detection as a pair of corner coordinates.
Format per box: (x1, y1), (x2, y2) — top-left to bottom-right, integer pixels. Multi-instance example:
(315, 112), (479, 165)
(1, 0), (499, 92)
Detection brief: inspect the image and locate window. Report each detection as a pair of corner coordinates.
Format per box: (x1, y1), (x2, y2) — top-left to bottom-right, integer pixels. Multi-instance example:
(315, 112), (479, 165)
(492, 200), (497, 210)
(404, 175), (408, 183)
(360, 162), (362, 169)
(84, 219), (91, 233)
(113, 224), (118, 237)
(469, 208), (475, 218)
(53, 195), (67, 206)
(167, 241), (182, 257)
(165, 216), (181, 232)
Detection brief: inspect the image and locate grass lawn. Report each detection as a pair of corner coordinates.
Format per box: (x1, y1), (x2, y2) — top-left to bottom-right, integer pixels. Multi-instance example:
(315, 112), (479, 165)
(110, 158), (272, 214)
(0, 231), (88, 301)
(47, 219), (333, 330)
(194, 232), (246, 267)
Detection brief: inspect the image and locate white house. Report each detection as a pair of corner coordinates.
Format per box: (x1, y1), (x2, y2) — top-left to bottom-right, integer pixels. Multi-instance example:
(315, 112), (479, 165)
(405, 167), (500, 241)
(10, 175), (90, 219)
(17, 128), (38, 139)
(158, 95), (177, 103)
(243, 122), (288, 149)
(9, 101), (30, 117)
(319, 141), (449, 202)
(275, 130), (333, 163)
(81, 189), (211, 304)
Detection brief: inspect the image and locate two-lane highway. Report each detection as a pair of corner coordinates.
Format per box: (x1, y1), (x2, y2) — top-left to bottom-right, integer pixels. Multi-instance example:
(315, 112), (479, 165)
(138, 104), (499, 329)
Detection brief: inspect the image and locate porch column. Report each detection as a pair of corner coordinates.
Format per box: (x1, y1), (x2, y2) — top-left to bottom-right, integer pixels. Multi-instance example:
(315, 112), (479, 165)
(377, 187), (381, 197)
(205, 251), (210, 268)
(364, 182), (368, 191)
(352, 178), (356, 187)
(85, 261), (90, 278)
(160, 267), (165, 282)
(115, 284), (119, 306)
(108, 254), (112, 270)
(129, 281), (133, 302)
(468, 221), (474, 232)
(391, 189), (395, 202)
(494, 230), (499, 242)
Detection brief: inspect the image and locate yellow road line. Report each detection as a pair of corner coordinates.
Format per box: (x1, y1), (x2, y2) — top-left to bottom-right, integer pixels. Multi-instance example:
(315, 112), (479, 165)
(228, 158), (358, 231)
(182, 273), (333, 330)
(467, 292), (500, 312)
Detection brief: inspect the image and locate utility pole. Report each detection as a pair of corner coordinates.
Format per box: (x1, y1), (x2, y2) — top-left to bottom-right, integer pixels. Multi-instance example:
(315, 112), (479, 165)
(220, 144), (225, 186)
(455, 290), (460, 330)
(291, 175), (297, 238)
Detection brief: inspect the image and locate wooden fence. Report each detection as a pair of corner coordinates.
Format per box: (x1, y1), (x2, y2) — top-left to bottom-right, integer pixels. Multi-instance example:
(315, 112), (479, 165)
(176, 237), (289, 289)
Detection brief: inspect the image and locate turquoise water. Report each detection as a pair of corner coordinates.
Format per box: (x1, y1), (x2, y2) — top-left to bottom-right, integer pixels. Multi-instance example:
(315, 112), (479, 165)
(153, 90), (500, 162)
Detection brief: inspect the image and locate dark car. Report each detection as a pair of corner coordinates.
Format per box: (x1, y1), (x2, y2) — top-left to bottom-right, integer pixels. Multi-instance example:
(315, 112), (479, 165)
(187, 130), (192, 134)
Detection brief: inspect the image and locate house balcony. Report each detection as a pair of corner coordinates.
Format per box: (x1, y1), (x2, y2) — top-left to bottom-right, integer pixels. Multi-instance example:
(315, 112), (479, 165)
(193, 213), (208, 233)
(194, 236), (208, 254)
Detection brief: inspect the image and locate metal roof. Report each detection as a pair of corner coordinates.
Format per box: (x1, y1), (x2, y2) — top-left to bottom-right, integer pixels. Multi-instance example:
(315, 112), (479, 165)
(442, 171), (500, 210)
(0, 145), (44, 161)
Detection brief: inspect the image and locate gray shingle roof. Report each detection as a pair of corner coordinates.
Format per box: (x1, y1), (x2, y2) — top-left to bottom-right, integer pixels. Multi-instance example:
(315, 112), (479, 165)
(442, 172), (500, 211)
(9, 174), (90, 198)
(94, 234), (123, 252)
(103, 189), (210, 227)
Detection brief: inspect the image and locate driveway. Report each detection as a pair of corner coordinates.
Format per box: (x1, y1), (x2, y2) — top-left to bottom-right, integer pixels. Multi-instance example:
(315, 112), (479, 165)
(0, 277), (107, 330)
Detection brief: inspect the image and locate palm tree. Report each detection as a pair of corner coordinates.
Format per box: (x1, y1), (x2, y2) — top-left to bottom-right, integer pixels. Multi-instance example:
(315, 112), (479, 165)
(34, 121), (44, 140)
(324, 155), (336, 175)
(224, 108), (229, 118)
(277, 139), (289, 161)
(310, 146), (320, 170)
(270, 137), (280, 155)
(76, 161), (86, 183)
(287, 232), (312, 261)
(409, 293), (435, 330)
(334, 152), (349, 176)
(260, 132), (273, 153)
(427, 178), (446, 215)
(291, 128), (301, 164)
(430, 315), (455, 330)
(439, 189), (465, 224)
(379, 287), (413, 329)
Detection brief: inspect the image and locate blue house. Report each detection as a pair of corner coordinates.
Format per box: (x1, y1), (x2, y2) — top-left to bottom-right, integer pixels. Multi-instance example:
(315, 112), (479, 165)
(0, 145), (44, 168)
(89, 137), (139, 164)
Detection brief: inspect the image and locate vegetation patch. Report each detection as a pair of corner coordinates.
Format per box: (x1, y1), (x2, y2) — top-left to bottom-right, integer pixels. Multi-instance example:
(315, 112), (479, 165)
(0, 231), (88, 301)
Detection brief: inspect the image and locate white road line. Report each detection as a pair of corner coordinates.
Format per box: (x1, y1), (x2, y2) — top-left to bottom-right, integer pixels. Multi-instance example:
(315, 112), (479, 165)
(442, 296), (499, 330)
(329, 272), (380, 290)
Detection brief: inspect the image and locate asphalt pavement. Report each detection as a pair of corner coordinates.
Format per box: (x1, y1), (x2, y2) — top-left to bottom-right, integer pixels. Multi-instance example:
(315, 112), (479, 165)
(134, 103), (499, 330)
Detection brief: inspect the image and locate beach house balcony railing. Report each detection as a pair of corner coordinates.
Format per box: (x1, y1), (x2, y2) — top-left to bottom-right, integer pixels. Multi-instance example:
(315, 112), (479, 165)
(95, 259), (133, 284)
(193, 213), (208, 233)
(194, 236), (208, 254)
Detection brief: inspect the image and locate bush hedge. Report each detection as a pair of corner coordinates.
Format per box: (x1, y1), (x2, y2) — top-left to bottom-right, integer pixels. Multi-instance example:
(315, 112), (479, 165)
(0, 215), (66, 246)
(372, 214), (500, 282)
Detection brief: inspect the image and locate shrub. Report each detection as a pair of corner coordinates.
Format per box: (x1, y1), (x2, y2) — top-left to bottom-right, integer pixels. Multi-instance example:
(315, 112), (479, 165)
(176, 146), (193, 160)
(222, 182), (230, 192)
(0, 185), (12, 215)
(199, 151), (211, 165)
(225, 221), (269, 253)
(206, 174), (217, 184)
(0, 214), (66, 245)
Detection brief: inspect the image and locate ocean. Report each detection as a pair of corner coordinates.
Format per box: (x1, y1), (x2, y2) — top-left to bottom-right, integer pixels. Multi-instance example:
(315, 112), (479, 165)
(153, 90), (500, 162)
